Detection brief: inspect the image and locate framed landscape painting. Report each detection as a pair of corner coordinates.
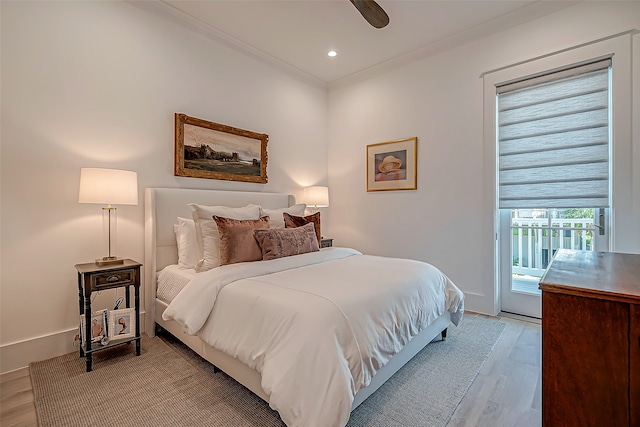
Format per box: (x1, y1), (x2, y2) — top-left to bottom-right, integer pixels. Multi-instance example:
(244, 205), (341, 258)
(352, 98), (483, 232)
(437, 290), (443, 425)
(366, 137), (417, 192)
(175, 113), (268, 183)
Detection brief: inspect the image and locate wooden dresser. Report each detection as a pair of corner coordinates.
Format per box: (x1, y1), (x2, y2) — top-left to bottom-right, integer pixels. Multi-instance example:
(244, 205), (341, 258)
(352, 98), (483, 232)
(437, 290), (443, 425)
(539, 249), (640, 427)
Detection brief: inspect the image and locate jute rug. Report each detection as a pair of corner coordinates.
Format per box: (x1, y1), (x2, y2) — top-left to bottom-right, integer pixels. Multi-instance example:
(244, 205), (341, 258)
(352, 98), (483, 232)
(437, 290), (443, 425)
(30, 314), (505, 427)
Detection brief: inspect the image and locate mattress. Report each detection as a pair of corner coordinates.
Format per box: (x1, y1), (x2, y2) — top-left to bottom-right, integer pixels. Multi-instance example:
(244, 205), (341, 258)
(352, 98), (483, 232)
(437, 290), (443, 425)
(156, 264), (197, 304)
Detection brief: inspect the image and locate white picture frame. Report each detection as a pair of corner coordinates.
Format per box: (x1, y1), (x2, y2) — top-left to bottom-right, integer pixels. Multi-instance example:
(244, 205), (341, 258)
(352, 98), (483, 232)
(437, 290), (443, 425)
(108, 308), (136, 340)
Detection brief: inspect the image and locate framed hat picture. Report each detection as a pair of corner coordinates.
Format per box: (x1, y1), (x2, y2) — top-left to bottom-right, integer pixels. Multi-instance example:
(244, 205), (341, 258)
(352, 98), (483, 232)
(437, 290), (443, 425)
(366, 137), (417, 192)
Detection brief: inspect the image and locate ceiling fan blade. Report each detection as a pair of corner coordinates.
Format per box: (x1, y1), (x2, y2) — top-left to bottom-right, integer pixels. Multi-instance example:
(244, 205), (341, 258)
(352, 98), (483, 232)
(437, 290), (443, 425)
(350, 0), (389, 29)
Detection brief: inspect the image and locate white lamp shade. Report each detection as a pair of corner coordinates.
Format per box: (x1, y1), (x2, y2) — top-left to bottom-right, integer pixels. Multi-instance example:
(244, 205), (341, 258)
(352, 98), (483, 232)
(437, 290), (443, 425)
(304, 186), (329, 207)
(78, 168), (138, 205)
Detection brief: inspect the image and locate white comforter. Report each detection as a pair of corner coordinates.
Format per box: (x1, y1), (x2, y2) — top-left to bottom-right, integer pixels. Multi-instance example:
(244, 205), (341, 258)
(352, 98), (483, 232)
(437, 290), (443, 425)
(163, 248), (464, 427)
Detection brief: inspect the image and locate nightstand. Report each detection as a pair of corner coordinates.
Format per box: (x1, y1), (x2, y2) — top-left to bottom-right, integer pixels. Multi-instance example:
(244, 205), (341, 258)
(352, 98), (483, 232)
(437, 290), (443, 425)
(75, 259), (142, 372)
(320, 238), (333, 248)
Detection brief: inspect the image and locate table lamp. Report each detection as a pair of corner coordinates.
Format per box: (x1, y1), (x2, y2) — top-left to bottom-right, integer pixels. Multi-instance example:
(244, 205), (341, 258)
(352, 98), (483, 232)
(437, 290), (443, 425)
(78, 168), (138, 265)
(303, 186), (329, 213)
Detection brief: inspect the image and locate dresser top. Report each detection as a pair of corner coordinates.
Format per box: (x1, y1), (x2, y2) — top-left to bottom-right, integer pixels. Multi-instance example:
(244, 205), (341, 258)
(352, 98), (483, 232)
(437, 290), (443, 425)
(539, 249), (640, 303)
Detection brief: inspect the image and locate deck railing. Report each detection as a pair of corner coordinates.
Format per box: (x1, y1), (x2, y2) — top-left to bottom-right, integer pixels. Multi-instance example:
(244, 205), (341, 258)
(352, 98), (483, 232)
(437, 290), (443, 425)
(511, 218), (594, 278)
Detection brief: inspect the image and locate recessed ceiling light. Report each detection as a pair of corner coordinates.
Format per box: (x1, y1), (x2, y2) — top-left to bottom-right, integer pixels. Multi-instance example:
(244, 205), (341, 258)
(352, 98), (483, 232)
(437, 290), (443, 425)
(327, 50), (337, 57)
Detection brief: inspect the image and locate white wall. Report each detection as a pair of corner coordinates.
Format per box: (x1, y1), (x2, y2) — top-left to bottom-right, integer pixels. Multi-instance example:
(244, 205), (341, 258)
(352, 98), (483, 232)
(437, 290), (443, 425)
(0, 1), (328, 372)
(327, 2), (640, 314)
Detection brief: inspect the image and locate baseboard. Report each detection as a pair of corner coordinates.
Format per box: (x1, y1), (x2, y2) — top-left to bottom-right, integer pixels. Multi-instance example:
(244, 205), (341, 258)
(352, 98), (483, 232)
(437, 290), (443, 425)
(463, 309), (501, 320)
(0, 312), (146, 374)
(462, 292), (499, 316)
(499, 311), (542, 324)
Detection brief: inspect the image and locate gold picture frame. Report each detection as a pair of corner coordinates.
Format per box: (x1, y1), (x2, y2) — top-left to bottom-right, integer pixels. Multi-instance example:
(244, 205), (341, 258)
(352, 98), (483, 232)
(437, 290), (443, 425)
(366, 137), (417, 192)
(175, 113), (268, 183)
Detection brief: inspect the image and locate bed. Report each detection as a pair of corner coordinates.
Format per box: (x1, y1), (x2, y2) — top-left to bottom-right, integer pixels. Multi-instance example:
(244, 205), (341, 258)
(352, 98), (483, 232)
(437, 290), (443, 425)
(144, 187), (464, 427)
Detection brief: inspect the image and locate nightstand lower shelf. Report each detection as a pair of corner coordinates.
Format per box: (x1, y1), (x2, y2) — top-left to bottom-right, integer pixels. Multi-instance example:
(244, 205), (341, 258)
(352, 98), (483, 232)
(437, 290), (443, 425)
(82, 336), (141, 354)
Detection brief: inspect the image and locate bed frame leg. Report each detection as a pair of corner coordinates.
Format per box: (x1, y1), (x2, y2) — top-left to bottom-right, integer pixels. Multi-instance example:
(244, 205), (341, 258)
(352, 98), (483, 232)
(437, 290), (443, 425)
(441, 328), (447, 341)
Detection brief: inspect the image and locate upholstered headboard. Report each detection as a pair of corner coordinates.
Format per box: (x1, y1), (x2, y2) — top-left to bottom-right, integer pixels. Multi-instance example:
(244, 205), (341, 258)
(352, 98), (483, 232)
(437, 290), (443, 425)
(144, 187), (294, 334)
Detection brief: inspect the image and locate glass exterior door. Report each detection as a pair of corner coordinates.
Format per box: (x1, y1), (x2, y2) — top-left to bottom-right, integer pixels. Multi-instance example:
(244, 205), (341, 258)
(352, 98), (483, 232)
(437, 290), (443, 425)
(500, 208), (608, 318)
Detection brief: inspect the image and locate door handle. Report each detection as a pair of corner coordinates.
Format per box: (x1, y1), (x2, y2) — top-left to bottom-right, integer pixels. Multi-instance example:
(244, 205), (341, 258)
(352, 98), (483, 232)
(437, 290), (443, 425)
(594, 211), (605, 236)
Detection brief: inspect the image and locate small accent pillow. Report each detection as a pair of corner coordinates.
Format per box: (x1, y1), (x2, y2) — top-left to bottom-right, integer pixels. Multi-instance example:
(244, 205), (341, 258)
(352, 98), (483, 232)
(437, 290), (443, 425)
(173, 217), (198, 269)
(258, 204), (306, 229)
(283, 212), (321, 245)
(213, 216), (270, 265)
(254, 222), (320, 261)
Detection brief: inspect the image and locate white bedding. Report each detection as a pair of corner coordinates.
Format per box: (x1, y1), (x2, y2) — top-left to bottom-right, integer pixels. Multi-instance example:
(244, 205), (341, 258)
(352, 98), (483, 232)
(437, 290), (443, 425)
(156, 264), (197, 304)
(163, 247), (464, 427)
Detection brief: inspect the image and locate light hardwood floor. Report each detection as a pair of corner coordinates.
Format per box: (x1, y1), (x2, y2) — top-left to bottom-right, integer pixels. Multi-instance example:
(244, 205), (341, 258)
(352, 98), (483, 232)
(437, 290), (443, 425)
(0, 366), (37, 427)
(0, 314), (540, 427)
(449, 314), (541, 427)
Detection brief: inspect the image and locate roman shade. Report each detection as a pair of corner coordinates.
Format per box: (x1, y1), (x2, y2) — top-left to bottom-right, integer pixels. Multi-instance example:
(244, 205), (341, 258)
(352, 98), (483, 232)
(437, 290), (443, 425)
(496, 58), (611, 209)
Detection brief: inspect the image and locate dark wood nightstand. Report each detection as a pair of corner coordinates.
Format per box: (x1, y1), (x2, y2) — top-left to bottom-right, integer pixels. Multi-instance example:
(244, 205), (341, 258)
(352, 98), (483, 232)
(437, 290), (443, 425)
(320, 238), (333, 248)
(75, 259), (142, 372)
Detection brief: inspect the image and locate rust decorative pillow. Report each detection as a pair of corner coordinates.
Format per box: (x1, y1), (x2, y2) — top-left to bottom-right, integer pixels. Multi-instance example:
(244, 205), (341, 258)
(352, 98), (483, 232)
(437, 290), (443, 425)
(213, 216), (270, 265)
(253, 222), (320, 261)
(283, 212), (321, 245)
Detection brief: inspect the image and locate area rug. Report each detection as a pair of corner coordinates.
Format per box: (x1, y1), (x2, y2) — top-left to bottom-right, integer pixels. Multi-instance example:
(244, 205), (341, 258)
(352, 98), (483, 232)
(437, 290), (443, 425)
(30, 314), (505, 427)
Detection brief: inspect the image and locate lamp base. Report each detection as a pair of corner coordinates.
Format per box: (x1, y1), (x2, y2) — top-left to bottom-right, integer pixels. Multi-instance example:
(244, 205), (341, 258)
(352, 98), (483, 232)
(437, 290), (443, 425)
(95, 257), (125, 266)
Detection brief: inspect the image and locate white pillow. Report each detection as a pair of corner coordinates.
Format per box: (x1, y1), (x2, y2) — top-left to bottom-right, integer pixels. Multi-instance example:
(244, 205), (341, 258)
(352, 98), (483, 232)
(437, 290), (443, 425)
(259, 204), (306, 229)
(173, 217), (198, 269)
(189, 204), (261, 272)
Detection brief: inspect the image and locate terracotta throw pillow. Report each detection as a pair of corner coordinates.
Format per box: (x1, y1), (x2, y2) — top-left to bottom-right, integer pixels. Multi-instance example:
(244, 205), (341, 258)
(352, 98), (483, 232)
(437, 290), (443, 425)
(254, 222), (320, 261)
(213, 216), (270, 265)
(283, 212), (321, 245)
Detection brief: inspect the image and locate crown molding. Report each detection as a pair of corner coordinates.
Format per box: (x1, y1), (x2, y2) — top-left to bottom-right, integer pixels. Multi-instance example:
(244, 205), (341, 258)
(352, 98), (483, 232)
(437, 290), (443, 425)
(127, 1), (328, 90)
